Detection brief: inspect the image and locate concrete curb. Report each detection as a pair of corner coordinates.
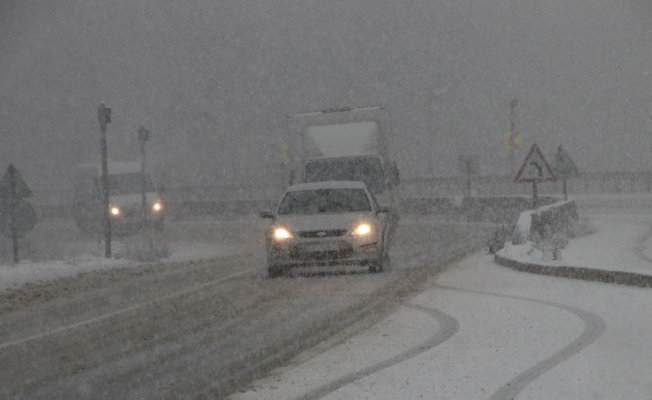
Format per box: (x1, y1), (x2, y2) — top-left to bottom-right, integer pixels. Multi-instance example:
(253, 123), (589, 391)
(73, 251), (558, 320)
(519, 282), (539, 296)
(494, 254), (652, 288)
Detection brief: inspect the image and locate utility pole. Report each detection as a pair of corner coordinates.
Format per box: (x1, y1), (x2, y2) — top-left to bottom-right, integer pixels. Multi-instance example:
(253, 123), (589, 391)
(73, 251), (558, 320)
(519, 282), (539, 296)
(98, 103), (112, 258)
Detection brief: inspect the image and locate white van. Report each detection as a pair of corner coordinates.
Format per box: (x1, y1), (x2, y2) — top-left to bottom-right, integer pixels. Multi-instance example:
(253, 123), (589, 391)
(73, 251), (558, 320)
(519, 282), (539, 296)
(72, 162), (164, 232)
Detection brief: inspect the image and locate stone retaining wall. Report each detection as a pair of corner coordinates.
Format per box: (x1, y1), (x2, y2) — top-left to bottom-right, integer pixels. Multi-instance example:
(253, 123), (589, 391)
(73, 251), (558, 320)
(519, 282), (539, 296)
(494, 254), (652, 288)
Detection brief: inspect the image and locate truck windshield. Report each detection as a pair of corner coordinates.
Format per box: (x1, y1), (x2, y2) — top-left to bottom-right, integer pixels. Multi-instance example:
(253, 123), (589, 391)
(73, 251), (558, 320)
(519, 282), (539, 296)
(304, 157), (386, 194)
(108, 173), (155, 195)
(278, 188), (372, 215)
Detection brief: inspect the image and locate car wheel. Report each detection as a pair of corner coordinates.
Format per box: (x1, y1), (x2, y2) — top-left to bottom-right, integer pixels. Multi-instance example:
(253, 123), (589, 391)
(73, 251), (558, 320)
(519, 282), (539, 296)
(369, 253), (389, 274)
(154, 220), (164, 232)
(369, 238), (391, 274)
(267, 265), (287, 278)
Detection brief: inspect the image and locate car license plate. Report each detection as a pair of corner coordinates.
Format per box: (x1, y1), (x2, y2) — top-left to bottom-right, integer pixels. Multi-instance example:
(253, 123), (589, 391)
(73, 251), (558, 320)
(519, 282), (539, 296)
(304, 242), (341, 252)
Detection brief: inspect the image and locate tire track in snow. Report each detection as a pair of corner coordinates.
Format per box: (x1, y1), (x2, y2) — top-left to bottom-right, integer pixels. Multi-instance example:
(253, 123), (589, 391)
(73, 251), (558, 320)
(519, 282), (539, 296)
(295, 304), (459, 400)
(435, 285), (606, 400)
(0, 269), (254, 350)
(283, 280), (605, 400)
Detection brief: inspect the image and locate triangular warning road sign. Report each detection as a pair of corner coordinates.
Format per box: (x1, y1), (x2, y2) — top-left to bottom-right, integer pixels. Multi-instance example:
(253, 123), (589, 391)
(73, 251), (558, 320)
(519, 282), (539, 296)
(0, 164), (32, 199)
(514, 144), (556, 183)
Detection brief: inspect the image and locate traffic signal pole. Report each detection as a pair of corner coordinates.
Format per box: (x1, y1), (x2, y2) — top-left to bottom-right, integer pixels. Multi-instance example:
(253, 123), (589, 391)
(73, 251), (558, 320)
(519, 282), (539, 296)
(98, 103), (112, 258)
(138, 126), (150, 232)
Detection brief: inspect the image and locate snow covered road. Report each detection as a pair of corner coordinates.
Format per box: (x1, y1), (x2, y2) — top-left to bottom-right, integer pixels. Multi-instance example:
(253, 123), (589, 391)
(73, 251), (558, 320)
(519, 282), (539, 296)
(0, 215), (492, 399)
(231, 213), (652, 399)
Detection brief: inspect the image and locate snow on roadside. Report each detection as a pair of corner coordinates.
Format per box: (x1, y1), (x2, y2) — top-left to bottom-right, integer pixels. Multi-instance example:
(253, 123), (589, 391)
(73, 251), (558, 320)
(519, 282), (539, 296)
(0, 237), (248, 294)
(0, 257), (134, 291)
(0, 217), (265, 292)
(499, 213), (652, 276)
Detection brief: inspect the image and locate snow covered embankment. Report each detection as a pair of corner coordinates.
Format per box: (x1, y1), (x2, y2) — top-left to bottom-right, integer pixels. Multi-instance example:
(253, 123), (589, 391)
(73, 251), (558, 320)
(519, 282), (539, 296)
(495, 201), (652, 288)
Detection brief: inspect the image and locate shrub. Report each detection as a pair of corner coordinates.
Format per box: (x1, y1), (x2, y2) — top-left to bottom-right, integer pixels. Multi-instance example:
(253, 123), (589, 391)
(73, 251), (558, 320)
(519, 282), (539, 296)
(487, 225), (512, 254)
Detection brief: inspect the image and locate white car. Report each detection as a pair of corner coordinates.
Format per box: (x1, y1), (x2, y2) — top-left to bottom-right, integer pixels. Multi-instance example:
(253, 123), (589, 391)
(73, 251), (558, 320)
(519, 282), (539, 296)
(261, 181), (391, 277)
(72, 162), (165, 233)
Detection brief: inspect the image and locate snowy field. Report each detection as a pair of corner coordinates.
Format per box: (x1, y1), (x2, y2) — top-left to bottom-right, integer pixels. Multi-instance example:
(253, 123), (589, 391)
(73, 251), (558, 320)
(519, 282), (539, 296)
(0, 216), (266, 291)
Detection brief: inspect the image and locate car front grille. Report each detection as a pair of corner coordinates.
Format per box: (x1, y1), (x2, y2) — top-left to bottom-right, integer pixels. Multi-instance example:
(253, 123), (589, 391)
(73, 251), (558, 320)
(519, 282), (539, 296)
(297, 229), (347, 238)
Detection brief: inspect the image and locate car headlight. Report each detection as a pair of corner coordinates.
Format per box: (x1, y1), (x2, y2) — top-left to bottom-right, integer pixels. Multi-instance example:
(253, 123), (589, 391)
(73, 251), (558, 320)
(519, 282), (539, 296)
(152, 201), (163, 213)
(110, 205), (121, 217)
(272, 227), (293, 240)
(352, 223), (372, 236)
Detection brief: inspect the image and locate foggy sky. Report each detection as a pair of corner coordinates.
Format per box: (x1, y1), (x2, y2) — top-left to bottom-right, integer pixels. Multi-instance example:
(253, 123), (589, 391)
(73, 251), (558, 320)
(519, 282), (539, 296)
(1, 0), (652, 197)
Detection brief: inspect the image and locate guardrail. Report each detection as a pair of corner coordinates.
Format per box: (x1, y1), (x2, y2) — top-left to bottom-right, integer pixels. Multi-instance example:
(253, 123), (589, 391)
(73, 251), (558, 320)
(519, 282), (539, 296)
(34, 196), (563, 226)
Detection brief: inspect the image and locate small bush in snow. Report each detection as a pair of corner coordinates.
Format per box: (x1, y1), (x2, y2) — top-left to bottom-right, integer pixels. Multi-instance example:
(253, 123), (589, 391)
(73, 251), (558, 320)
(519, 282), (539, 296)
(533, 225), (568, 261)
(487, 225), (512, 254)
(511, 228), (528, 245)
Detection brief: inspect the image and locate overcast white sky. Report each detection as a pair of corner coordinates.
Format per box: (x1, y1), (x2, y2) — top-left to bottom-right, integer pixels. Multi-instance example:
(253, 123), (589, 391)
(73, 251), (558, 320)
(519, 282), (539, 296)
(1, 0), (652, 193)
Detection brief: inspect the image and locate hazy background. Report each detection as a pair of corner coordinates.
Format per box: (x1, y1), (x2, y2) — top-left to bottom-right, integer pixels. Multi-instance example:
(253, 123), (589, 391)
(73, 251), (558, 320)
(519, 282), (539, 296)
(1, 0), (652, 197)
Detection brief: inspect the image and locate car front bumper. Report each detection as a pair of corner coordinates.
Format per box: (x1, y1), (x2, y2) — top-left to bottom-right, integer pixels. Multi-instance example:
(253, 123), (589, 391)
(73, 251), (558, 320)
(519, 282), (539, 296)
(266, 236), (382, 268)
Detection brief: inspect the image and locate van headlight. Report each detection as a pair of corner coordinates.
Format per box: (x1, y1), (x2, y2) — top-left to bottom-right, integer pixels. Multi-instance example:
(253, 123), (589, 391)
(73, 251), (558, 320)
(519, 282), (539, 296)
(272, 227), (293, 240)
(352, 223), (372, 236)
(152, 201), (163, 213)
(110, 205), (121, 217)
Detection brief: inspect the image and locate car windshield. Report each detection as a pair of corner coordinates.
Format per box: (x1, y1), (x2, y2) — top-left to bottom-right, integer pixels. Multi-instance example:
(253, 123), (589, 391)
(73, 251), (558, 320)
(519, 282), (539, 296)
(108, 173), (156, 196)
(277, 188), (372, 215)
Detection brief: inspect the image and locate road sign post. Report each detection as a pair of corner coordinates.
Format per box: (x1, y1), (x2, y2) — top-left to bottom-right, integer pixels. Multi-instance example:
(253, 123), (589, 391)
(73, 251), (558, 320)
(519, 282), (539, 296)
(98, 103), (112, 258)
(553, 145), (579, 200)
(0, 164), (33, 263)
(508, 99), (519, 174)
(459, 154), (479, 197)
(514, 144), (556, 208)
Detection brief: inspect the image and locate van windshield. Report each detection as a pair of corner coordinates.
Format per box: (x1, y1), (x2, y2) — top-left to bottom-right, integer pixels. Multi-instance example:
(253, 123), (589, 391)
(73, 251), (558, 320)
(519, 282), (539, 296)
(304, 156), (386, 194)
(108, 173), (155, 195)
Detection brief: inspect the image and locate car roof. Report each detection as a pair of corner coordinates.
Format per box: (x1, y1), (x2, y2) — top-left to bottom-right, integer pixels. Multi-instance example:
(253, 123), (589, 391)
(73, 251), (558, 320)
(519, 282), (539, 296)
(285, 180), (368, 192)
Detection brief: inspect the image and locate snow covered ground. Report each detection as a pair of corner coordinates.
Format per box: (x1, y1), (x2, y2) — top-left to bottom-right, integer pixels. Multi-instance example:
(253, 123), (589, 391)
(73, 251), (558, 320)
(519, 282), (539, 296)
(0, 218), (261, 291)
(504, 213), (652, 275)
(230, 212), (652, 399)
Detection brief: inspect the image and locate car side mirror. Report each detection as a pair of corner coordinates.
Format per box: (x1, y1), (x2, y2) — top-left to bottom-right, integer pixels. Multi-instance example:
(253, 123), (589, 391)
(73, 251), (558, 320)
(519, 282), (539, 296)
(260, 210), (274, 219)
(377, 205), (391, 214)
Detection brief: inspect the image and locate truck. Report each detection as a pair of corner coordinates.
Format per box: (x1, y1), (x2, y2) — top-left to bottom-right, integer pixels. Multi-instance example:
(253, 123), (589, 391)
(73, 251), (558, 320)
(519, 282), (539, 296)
(72, 162), (165, 233)
(286, 106), (400, 235)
